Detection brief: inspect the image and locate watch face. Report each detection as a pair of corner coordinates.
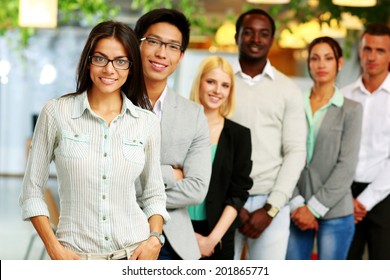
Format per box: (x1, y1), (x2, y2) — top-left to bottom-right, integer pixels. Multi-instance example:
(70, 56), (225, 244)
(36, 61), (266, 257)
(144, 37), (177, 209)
(267, 207), (279, 218)
(160, 234), (165, 246)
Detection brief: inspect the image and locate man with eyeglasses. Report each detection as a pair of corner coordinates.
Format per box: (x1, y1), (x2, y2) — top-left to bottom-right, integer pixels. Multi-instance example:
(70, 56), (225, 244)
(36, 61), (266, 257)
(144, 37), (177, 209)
(135, 9), (211, 260)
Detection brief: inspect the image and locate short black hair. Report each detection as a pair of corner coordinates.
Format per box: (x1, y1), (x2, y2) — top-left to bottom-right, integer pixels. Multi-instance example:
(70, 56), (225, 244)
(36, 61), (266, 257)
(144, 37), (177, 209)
(236, 9), (275, 38)
(134, 8), (191, 52)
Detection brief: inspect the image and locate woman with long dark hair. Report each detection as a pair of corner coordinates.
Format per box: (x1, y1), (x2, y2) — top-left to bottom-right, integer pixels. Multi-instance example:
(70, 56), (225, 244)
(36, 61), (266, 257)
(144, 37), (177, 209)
(19, 21), (168, 260)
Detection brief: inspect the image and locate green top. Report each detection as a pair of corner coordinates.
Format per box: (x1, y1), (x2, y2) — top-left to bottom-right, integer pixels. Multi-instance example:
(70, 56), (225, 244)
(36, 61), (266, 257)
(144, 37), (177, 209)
(304, 87), (344, 163)
(187, 144), (218, 221)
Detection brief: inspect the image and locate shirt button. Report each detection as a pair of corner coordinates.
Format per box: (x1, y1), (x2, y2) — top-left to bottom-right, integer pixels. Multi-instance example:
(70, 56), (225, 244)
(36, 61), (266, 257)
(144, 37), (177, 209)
(104, 135), (107, 139)
(102, 195), (106, 200)
(74, 134), (79, 138)
(104, 152), (107, 157)
(105, 236), (109, 241)
(102, 175), (106, 180)
(102, 216), (106, 221)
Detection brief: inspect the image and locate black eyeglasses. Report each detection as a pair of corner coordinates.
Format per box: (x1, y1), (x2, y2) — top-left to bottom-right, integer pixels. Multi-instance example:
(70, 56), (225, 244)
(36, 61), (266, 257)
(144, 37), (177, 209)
(89, 56), (132, 70)
(140, 37), (183, 53)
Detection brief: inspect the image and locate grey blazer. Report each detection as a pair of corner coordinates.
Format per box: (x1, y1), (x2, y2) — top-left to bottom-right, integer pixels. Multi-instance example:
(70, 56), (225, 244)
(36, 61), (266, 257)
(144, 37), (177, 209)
(292, 97), (363, 219)
(160, 88), (211, 259)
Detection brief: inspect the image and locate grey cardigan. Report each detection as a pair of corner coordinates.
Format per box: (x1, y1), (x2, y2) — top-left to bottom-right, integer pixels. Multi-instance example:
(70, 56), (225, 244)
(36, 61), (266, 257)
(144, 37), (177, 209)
(292, 97), (363, 219)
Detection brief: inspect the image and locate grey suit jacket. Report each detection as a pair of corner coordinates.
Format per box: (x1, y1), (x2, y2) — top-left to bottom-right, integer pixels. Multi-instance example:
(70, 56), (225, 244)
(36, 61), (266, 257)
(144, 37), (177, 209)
(292, 97), (363, 219)
(161, 88), (211, 259)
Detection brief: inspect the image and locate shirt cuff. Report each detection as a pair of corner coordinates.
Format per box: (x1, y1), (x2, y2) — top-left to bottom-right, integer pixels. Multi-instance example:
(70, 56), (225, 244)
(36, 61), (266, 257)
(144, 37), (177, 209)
(307, 196), (329, 218)
(289, 195), (305, 212)
(357, 185), (390, 212)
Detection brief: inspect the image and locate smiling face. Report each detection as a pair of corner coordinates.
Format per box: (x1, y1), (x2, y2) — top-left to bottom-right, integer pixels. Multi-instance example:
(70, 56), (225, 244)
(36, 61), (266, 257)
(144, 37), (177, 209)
(89, 37), (129, 96)
(139, 22), (184, 88)
(199, 67), (232, 113)
(309, 42), (342, 85)
(235, 14), (274, 62)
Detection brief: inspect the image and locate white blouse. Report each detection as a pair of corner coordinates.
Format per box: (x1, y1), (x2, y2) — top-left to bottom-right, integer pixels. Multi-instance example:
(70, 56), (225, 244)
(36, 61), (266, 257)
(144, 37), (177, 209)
(20, 91), (169, 254)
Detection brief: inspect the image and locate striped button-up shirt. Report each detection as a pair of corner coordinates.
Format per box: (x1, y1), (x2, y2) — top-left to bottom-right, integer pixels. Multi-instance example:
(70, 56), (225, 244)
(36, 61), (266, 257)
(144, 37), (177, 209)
(20, 91), (169, 254)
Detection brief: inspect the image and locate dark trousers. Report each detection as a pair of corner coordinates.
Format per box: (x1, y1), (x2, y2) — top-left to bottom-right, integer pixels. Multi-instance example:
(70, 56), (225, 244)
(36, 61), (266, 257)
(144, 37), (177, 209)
(348, 182), (390, 260)
(157, 233), (182, 260)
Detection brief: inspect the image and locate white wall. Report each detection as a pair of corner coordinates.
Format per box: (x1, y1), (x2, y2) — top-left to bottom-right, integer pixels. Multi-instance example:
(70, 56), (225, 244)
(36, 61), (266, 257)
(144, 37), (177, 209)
(0, 27), (90, 174)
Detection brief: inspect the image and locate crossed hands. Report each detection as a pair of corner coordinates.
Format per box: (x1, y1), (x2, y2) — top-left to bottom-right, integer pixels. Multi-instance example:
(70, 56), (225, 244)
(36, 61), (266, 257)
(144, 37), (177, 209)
(238, 208), (273, 239)
(291, 206), (318, 231)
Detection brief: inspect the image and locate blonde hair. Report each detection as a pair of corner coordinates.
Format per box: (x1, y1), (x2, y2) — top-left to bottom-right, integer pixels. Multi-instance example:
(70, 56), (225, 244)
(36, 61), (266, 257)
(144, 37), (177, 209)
(190, 56), (236, 117)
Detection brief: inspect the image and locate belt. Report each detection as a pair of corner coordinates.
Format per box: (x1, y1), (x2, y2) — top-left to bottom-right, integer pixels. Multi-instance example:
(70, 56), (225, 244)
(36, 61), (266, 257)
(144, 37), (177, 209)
(78, 243), (139, 260)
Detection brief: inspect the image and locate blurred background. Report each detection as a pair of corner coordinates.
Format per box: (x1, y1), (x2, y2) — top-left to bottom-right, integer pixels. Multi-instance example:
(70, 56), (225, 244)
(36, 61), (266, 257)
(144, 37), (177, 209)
(1, 0), (389, 259)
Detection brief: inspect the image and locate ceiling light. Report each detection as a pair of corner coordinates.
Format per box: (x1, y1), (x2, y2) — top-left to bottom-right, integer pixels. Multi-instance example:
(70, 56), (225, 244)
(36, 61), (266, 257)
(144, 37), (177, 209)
(332, 0), (376, 7)
(19, 0), (58, 28)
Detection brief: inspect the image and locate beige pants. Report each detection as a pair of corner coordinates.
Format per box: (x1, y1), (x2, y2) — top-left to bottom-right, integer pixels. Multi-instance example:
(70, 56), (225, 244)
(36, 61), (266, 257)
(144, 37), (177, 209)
(78, 242), (141, 260)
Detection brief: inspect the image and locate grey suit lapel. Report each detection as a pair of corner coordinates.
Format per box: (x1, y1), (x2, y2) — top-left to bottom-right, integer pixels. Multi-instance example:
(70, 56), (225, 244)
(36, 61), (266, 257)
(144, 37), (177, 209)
(160, 89), (178, 158)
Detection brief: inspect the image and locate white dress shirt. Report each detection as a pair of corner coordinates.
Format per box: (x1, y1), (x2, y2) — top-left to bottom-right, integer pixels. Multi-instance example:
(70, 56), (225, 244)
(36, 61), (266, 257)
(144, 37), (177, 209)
(20, 91), (169, 254)
(342, 73), (390, 211)
(152, 86), (168, 121)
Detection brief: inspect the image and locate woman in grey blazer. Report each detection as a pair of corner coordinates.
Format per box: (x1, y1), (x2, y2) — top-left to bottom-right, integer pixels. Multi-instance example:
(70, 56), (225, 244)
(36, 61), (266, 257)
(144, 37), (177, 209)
(188, 56), (253, 259)
(286, 37), (363, 260)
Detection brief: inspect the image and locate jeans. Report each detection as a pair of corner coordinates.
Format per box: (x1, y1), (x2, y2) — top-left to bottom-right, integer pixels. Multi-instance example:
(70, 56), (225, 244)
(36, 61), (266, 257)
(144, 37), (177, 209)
(234, 195), (290, 260)
(286, 214), (355, 260)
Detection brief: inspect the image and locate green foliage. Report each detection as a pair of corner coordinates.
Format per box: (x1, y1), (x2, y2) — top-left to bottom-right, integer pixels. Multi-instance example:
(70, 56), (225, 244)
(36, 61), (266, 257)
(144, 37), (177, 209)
(0, 0), (120, 47)
(245, 0), (390, 57)
(131, 0), (220, 35)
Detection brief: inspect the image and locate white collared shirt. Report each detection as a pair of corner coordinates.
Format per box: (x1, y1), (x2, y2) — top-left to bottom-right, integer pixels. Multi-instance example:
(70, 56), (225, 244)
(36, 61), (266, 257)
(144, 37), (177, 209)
(152, 86), (168, 121)
(233, 59), (275, 85)
(342, 73), (390, 211)
(20, 91), (169, 254)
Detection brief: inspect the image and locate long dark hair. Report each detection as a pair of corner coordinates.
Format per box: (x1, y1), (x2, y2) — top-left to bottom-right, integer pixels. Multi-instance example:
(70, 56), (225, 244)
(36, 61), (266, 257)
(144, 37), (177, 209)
(76, 20), (151, 110)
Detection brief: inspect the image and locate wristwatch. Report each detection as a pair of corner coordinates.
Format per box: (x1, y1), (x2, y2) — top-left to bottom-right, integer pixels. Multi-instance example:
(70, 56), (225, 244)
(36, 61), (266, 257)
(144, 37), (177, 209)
(150, 232), (165, 247)
(264, 203), (279, 218)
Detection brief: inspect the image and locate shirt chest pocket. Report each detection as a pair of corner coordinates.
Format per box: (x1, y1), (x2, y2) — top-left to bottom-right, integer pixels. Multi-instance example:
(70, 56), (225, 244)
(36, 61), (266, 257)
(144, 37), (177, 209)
(59, 131), (90, 159)
(122, 138), (145, 165)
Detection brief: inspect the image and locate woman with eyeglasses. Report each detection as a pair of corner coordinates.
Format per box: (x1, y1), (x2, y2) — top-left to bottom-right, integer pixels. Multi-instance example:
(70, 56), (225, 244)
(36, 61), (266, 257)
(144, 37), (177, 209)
(286, 36), (363, 260)
(19, 21), (169, 260)
(188, 56), (253, 259)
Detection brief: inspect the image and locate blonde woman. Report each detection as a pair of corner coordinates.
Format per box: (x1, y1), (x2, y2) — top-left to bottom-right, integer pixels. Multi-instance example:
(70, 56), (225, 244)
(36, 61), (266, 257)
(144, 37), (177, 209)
(188, 56), (253, 259)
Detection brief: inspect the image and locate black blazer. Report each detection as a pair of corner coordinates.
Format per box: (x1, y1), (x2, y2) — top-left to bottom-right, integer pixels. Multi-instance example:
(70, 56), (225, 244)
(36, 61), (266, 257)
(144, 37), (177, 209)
(205, 118), (253, 234)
